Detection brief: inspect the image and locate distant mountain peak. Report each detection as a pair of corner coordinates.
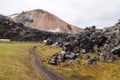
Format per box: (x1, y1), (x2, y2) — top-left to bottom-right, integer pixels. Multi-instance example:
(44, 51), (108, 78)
(9, 9), (82, 34)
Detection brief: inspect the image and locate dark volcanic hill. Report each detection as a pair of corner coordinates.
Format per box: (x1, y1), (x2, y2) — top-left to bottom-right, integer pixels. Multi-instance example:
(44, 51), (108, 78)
(0, 14), (68, 41)
(9, 9), (82, 34)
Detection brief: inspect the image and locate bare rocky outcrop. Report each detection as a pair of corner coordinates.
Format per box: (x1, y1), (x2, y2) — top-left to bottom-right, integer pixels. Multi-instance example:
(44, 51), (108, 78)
(47, 21), (120, 65)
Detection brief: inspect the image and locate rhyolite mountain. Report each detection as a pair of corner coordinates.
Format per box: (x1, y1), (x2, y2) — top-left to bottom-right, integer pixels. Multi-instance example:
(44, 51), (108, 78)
(9, 9), (82, 34)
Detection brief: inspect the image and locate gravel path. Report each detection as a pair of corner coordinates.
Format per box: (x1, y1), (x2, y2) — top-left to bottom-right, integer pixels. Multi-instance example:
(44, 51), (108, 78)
(28, 46), (65, 80)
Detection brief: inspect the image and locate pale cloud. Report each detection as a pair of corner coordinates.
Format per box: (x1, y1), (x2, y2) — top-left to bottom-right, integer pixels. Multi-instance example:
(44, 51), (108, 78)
(0, 0), (120, 28)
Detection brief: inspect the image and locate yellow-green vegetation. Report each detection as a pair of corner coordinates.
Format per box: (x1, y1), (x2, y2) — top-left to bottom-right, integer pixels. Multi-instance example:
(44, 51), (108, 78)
(0, 42), (120, 80)
(0, 41), (45, 80)
(37, 45), (120, 80)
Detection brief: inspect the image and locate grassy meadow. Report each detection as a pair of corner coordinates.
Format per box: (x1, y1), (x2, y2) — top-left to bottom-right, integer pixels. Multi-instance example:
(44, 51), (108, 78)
(0, 41), (120, 80)
(0, 41), (45, 80)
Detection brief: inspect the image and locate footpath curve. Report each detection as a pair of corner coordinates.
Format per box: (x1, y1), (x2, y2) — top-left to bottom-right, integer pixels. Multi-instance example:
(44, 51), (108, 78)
(28, 46), (65, 80)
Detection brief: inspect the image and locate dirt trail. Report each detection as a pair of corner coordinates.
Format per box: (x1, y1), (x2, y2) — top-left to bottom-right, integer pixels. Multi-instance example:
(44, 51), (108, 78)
(28, 46), (65, 80)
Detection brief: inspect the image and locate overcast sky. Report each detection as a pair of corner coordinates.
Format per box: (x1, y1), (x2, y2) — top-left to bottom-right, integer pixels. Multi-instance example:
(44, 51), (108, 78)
(0, 0), (120, 28)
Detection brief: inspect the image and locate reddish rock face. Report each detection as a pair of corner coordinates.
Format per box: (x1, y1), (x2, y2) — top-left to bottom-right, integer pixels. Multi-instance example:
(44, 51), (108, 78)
(9, 9), (82, 34)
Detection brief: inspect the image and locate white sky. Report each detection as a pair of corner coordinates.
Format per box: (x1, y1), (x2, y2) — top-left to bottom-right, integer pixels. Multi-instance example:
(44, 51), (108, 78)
(0, 0), (120, 28)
